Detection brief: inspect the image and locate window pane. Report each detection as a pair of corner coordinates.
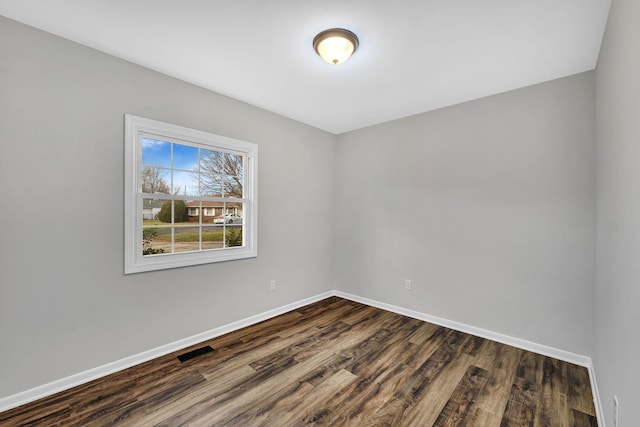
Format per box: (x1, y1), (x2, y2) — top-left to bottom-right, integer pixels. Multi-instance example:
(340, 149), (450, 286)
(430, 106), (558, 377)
(204, 204), (220, 223)
(174, 200), (191, 224)
(142, 196), (172, 254)
(224, 153), (244, 197)
(173, 143), (199, 171)
(142, 198), (166, 221)
(227, 202), (243, 219)
(141, 166), (170, 194)
(202, 225), (224, 250)
(173, 170), (199, 196)
(198, 170), (224, 196)
(229, 153), (244, 175)
(145, 199), (172, 224)
(216, 175), (240, 198)
(200, 148), (214, 162)
(174, 224), (200, 253)
(225, 225), (243, 248)
(142, 227), (167, 256)
(198, 150), (244, 196)
(142, 138), (171, 168)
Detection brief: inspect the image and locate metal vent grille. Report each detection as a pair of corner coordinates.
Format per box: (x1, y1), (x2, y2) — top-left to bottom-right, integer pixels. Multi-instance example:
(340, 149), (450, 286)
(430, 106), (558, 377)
(177, 345), (214, 363)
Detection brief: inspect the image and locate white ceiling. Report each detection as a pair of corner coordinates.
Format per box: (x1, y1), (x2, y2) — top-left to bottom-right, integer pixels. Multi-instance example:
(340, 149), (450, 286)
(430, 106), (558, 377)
(0, 0), (611, 134)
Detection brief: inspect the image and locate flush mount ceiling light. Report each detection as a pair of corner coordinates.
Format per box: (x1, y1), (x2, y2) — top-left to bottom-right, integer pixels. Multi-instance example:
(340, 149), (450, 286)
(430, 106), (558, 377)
(313, 28), (359, 65)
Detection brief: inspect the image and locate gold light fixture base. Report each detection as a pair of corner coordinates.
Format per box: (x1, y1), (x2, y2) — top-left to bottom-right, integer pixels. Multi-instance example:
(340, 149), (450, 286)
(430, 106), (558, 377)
(313, 28), (359, 65)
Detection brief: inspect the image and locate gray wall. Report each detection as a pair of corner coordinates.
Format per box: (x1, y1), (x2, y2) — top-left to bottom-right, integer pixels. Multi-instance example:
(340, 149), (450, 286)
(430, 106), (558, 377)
(0, 16), (336, 398)
(595, 0), (640, 424)
(333, 72), (596, 356)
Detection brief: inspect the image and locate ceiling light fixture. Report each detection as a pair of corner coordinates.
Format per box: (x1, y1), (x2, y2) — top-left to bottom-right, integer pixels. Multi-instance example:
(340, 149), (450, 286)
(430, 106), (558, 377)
(313, 28), (359, 65)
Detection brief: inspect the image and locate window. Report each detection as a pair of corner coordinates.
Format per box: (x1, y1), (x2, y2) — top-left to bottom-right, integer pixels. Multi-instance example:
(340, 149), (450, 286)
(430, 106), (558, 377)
(124, 114), (257, 273)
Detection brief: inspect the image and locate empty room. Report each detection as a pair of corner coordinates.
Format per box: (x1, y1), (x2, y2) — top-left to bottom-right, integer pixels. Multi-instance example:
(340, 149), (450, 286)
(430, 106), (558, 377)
(0, 0), (637, 426)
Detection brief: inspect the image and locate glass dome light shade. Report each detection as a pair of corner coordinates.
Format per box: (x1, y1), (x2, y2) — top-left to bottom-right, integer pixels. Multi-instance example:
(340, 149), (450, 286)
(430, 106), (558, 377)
(313, 28), (359, 65)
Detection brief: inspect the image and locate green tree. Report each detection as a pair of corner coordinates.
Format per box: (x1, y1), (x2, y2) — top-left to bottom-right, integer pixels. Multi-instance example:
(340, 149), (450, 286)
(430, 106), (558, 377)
(158, 200), (188, 223)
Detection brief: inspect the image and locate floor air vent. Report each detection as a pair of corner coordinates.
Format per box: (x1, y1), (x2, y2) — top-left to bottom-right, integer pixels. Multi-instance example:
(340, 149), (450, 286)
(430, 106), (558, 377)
(177, 345), (214, 363)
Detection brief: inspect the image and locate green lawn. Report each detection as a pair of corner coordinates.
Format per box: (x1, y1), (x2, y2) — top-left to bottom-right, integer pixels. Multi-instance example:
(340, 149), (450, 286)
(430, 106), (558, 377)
(154, 229), (224, 242)
(148, 227), (242, 243)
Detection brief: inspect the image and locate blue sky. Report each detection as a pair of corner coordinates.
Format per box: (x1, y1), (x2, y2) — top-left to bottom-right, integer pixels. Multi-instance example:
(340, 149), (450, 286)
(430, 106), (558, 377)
(142, 138), (204, 170)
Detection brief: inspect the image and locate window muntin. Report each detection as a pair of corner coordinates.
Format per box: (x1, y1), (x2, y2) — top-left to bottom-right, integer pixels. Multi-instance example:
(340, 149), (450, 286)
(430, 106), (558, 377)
(125, 115), (257, 273)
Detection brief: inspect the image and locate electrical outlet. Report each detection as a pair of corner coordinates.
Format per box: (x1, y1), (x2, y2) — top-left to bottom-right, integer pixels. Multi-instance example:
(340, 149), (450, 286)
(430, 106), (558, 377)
(405, 279), (412, 290)
(270, 280), (277, 291)
(613, 395), (619, 426)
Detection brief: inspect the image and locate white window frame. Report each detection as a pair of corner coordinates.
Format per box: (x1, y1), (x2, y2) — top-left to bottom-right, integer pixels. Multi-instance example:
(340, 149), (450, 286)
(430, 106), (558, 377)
(124, 114), (258, 274)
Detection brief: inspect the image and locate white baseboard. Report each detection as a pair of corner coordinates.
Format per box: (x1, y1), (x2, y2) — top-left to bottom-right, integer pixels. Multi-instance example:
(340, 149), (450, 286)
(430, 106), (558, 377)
(0, 291), (333, 413)
(0, 289), (602, 426)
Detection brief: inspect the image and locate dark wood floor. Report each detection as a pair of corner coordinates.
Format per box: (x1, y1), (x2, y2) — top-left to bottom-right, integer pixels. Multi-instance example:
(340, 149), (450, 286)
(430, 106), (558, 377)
(0, 297), (597, 426)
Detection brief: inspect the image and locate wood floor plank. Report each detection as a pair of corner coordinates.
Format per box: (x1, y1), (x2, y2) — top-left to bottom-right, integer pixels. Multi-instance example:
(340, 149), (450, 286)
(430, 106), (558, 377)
(0, 400), (70, 427)
(270, 313), (444, 425)
(516, 351), (545, 385)
(339, 304), (382, 325)
(201, 320), (349, 381)
(276, 299), (357, 338)
(321, 326), (453, 425)
(119, 365), (258, 427)
(248, 369), (356, 427)
(394, 330), (470, 406)
(500, 376), (540, 427)
(210, 309), (304, 349)
(0, 297), (599, 427)
(407, 321), (442, 346)
(466, 406), (504, 427)
(432, 365), (490, 426)
(566, 362), (596, 416)
(158, 348), (337, 426)
(536, 356), (570, 427)
(291, 309), (389, 364)
(402, 353), (475, 427)
(79, 372), (206, 427)
(159, 311), (396, 426)
(570, 408), (598, 427)
(475, 343), (523, 417)
(319, 341), (427, 425)
(461, 335), (486, 356)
